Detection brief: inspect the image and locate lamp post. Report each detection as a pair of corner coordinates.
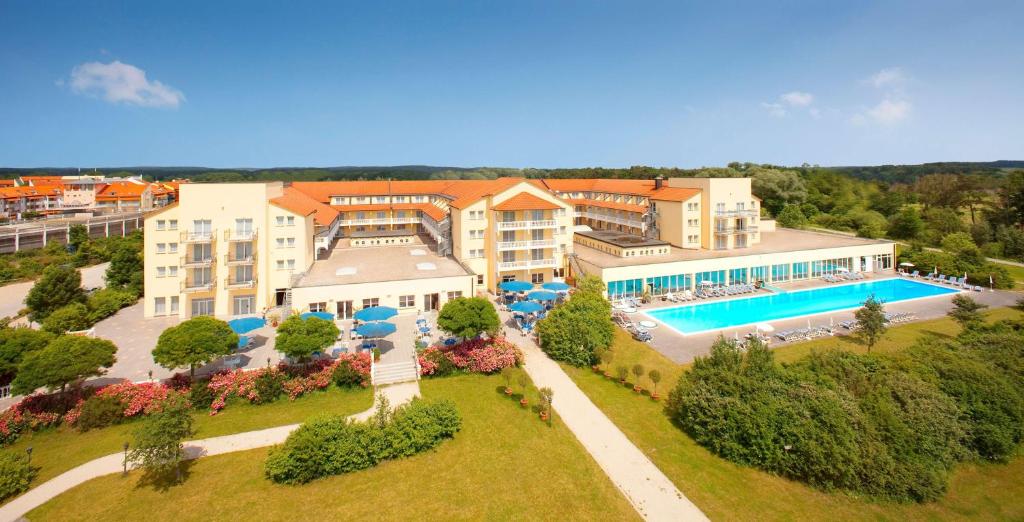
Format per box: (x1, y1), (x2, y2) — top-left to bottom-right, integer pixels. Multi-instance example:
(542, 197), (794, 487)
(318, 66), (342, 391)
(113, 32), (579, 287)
(25, 446), (33, 466)
(122, 442), (130, 476)
(267, 357), (272, 369)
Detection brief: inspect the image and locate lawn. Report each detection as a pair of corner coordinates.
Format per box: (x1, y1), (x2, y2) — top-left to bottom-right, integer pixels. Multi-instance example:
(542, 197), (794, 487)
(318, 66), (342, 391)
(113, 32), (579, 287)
(27, 371), (639, 521)
(994, 260), (1024, 289)
(4, 385), (373, 488)
(563, 308), (1024, 521)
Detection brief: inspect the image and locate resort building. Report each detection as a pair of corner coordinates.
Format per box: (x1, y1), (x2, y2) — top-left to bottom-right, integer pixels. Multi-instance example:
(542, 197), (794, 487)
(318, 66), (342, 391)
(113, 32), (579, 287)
(0, 175), (179, 218)
(142, 176), (895, 319)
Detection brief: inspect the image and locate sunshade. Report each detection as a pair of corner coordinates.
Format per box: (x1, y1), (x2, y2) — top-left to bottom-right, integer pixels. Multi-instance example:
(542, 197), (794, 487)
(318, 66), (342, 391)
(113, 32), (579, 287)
(354, 306), (398, 322)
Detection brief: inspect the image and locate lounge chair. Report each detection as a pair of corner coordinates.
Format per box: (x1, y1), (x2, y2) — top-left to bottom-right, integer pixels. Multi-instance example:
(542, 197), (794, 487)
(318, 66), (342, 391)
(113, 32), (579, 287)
(936, 275), (947, 283)
(909, 270), (919, 278)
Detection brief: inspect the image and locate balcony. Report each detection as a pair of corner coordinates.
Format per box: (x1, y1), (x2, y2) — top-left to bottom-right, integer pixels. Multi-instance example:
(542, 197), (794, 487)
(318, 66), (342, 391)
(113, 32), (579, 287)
(181, 230), (215, 243)
(181, 278), (216, 293)
(496, 220), (557, 230)
(714, 209), (759, 218)
(224, 229), (258, 242)
(224, 252), (256, 266)
(224, 276), (258, 290)
(339, 216), (420, 227)
(577, 211), (643, 229)
(497, 258), (558, 271)
(713, 225), (759, 235)
(496, 239), (555, 251)
(180, 255), (215, 268)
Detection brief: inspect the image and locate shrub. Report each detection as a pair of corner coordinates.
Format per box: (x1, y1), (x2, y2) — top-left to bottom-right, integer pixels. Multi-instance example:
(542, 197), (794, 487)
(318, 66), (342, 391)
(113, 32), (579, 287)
(86, 288), (138, 323)
(265, 398), (461, 484)
(188, 380), (215, 410)
(74, 394), (128, 432)
(418, 338), (522, 377)
(0, 450), (35, 501)
(40, 302), (91, 334)
(253, 371), (285, 404)
(332, 359), (365, 388)
(63, 381), (180, 427)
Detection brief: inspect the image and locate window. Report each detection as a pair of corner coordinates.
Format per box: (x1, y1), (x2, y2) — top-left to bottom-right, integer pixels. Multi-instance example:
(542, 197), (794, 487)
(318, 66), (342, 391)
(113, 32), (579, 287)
(687, 235), (699, 243)
(792, 262), (809, 280)
(771, 263), (791, 282)
(468, 249), (484, 258)
(169, 242), (178, 253)
(502, 251), (516, 263)
(531, 210), (544, 221)
(502, 211), (515, 222)
(191, 298), (214, 317)
(531, 248), (544, 261)
(235, 218), (253, 237)
(446, 291), (462, 300)
(476, 274), (484, 285)
(234, 295), (256, 315)
(399, 295), (415, 308)
(715, 202), (725, 213)
(276, 216), (285, 226)
(156, 266), (167, 277)
(156, 243), (166, 254)
(192, 219), (212, 236)
(469, 210), (484, 220)
(276, 238), (284, 248)
(531, 273), (544, 284)
(309, 302), (327, 312)
(375, 196), (387, 204)
(277, 260), (285, 270)
(169, 220), (178, 230)
(687, 219), (699, 227)
(469, 229), (484, 240)
(154, 297), (166, 315)
(234, 265), (253, 283)
(288, 216), (295, 226)
(558, 226), (566, 236)
(501, 275), (516, 283)
(729, 268), (748, 284)
(168, 266), (178, 277)
(362, 298), (379, 309)
(156, 220), (166, 231)
(531, 229), (544, 241)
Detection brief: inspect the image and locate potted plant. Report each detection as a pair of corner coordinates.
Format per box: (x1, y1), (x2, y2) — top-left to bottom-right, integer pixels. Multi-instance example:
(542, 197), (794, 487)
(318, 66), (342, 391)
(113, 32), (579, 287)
(501, 367), (514, 395)
(648, 369), (662, 400)
(267, 312), (280, 328)
(599, 348), (614, 375)
(517, 374), (529, 407)
(632, 364), (645, 393)
(538, 387), (554, 423)
(616, 365), (628, 384)
(372, 348), (381, 362)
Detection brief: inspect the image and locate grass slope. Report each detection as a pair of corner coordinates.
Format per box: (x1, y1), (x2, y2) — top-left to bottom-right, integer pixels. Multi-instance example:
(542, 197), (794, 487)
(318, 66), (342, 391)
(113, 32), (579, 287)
(563, 308), (1024, 521)
(27, 371), (638, 521)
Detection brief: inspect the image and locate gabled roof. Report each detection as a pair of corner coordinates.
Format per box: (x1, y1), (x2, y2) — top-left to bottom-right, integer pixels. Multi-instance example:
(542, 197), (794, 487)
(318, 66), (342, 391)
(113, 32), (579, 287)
(269, 187), (340, 226)
(492, 192), (561, 211)
(648, 187), (701, 202)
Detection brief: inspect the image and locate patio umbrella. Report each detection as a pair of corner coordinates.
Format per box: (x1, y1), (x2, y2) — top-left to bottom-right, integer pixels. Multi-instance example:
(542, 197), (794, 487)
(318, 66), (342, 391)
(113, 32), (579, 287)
(354, 306), (398, 322)
(542, 281), (571, 292)
(898, 262), (915, 267)
(355, 321), (396, 338)
(300, 311), (334, 321)
(510, 301), (544, 314)
(228, 317), (265, 334)
(500, 281), (534, 293)
(755, 323), (774, 333)
(527, 290), (558, 302)
(700, 280), (714, 286)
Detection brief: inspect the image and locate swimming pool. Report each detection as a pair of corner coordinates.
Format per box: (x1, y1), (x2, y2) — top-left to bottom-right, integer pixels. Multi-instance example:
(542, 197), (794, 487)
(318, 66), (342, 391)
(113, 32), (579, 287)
(644, 278), (959, 335)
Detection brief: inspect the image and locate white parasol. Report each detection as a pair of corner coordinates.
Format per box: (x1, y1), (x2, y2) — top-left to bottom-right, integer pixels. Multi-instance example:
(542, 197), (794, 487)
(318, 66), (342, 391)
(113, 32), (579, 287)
(756, 323), (775, 333)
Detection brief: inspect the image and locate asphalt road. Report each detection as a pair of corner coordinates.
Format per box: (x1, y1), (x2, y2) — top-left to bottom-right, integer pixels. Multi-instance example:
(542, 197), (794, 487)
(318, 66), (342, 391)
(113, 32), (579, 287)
(0, 262), (109, 319)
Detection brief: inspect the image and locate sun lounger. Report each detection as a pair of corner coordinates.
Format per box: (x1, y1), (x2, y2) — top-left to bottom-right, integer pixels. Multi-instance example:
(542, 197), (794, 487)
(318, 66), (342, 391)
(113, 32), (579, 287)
(909, 270), (919, 278)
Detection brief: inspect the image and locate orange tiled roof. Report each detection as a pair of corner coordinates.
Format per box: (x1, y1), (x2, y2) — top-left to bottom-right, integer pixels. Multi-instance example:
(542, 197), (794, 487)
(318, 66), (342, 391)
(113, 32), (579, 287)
(291, 177), (544, 210)
(567, 198), (646, 214)
(0, 180), (15, 187)
(542, 178), (701, 201)
(96, 182), (147, 201)
(0, 186), (60, 199)
(649, 187), (700, 202)
(270, 187), (340, 227)
(492, 192), (561, 211)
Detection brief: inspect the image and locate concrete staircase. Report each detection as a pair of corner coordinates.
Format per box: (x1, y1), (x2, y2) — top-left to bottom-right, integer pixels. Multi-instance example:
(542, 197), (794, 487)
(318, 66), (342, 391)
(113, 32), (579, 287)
(372, 360), (419, 385)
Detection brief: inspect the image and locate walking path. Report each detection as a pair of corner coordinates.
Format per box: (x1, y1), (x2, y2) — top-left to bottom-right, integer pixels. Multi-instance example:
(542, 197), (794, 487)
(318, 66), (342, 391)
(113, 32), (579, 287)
(0, 381), (420, 522)
(501, 311), (707, 521)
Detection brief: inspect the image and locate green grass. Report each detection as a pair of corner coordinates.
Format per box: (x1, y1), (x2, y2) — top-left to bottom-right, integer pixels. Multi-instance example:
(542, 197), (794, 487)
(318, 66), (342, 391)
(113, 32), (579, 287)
(4, 386), (373, 488)
(563, 308), (1024, 521)
(993, 261), (1024, 289)
(27, 371), (638, 521)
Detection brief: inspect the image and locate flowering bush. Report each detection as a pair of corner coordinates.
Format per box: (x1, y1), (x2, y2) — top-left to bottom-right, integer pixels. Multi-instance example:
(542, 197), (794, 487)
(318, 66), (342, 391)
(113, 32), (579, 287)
(419, 338), (523, 377)
(63, 381), (184, 429)
(1, 388), (90, 445)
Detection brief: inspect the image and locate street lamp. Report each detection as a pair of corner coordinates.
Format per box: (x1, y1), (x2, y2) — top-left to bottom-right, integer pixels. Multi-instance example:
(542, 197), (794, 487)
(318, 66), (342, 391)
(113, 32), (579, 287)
(267, 357), (272, 369)
(25, 446), (33, 465)
(122, 441), (130, 476)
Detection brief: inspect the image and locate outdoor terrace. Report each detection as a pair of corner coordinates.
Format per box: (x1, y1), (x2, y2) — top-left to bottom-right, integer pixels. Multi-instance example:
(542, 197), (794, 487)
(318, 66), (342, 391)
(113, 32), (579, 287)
(294, 237), (470, 287)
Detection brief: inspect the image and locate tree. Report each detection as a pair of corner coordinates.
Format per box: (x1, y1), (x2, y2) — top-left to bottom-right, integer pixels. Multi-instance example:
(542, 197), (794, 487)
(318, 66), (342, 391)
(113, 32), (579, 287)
(68, 224), (89, 253)
(12, 336), (117, 394)
(941, 232), (984, 267)
(648, 369), (662, 395)
(41, 303), (91, 334)
(275, 315), (338, 364)
(887, 207), (924, 240)
(536, 276), (614, 366)
(106, 244), (144, 296)
(947, 294), (988, 329)
(0, 450), (36, 502)
(632, 364), (645, 385)
(24, 264), (85, 322)
(854, 295), (887, 352)
(914, 174), (964, 210)
(153, 317), (238, 377)
(128, 393), (194, 484)
(0, 328), (54, 385)
(776, 204), (808, 229)
(437, 297), (499, 339)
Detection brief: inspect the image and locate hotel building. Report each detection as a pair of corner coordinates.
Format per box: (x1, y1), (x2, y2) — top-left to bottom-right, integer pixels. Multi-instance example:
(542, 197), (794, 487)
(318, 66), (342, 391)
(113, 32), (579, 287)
(142, 177), (895, 319)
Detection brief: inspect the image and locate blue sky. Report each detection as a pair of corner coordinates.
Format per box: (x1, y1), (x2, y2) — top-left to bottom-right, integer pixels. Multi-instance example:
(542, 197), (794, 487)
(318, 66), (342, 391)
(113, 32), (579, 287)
(1, 1), (1021, 168)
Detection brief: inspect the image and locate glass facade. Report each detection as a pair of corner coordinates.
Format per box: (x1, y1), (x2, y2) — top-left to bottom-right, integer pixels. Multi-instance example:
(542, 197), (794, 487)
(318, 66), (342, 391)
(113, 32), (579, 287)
(607, 278), (644, 297)
(728, 268), (748, 284)
(695, 270), (726, 287)
(792, 262), (809, 280)
(771, 263), (790, 282)
(646, 274), (693, 295)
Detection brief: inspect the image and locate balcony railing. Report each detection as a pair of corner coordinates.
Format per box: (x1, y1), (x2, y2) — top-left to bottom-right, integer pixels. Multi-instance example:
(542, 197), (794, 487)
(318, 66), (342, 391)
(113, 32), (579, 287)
(497, 258), (558, 271)
(224, 276), (258, 289)
(224, 229), (257, 241)
(181, 278), (216, 293)
(496, 239), (555, 251)
(714, 209), (759, 218)
(496, 220), (557, 230)
(713, 225), (759, 235)
(181, 230), (215, 243)
(180, 255), (215, 268)
(224, 252), (256, 266)
(339, 216), (421, 226)
(577, 211), (643, 229)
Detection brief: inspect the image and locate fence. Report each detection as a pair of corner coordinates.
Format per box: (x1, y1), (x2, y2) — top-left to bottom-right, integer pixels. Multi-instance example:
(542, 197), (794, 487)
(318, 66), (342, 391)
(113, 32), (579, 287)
(0, 212), (143, 254)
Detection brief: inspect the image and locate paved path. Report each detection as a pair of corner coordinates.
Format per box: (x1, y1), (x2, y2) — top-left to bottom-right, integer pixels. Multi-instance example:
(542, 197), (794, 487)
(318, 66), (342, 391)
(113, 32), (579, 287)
(0, 381), (420, 522)
(500, 308), (707, 521)
(0, 262), (109, 320)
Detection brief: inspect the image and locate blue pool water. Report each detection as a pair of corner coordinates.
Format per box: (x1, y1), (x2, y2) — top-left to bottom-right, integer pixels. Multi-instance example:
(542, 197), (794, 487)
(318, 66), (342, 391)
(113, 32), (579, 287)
(645, 278), (959, 334)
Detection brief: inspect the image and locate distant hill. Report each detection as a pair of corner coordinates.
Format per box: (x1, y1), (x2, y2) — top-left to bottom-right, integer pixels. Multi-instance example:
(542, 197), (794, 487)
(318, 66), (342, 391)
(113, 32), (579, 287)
(825, 161), (1024, 184)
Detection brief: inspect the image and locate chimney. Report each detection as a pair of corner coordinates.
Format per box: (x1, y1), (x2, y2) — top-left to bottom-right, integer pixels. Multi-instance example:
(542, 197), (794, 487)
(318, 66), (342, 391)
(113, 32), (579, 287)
(654, 175), (665, 190)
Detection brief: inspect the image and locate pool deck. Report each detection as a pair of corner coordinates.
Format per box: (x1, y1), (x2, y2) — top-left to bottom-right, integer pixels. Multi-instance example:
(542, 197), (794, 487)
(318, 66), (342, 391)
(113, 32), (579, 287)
(630, 275), (1022, 363)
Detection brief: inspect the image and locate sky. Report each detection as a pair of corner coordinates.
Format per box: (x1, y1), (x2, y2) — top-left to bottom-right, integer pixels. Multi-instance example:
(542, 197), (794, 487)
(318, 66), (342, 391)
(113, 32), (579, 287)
(0, 0), (1022, 169)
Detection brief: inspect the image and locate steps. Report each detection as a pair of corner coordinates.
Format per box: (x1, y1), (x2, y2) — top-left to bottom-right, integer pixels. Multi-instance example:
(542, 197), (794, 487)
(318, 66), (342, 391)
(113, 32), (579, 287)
(372, 360), (419, 385)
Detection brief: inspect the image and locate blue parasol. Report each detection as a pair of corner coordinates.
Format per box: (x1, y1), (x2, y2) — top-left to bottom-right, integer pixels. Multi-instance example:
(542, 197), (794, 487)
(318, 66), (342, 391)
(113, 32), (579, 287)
(228, 317), (265, 334)
(499, 281), (534, 292)
(542, 281), (571, 292)
(510, 301), (544, 313)
(300, 311), (334, 321)
(354, 306), (398, 322)
(355, 321), (397, 338)
(527, 290), (558, 301)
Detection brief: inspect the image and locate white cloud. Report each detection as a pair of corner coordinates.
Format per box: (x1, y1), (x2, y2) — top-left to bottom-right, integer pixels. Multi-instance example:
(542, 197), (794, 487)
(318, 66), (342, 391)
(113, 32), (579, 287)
(866, 98), (911, 124)
(808, 107), (821, 119)
(780, 91), (814, 107)
(67, 60), (184, 108)
(868, 67), (905, 88)
(761, 102), (787, 117)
